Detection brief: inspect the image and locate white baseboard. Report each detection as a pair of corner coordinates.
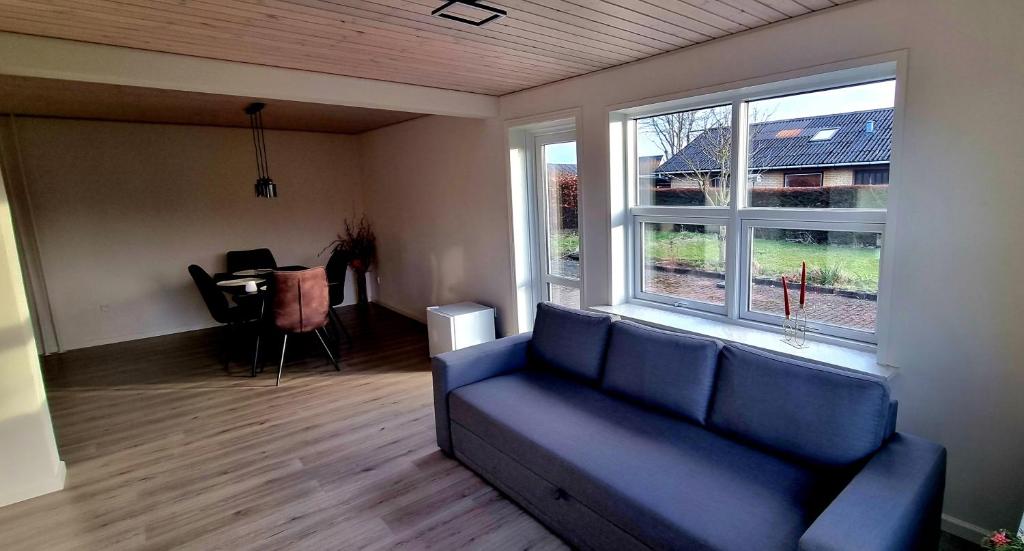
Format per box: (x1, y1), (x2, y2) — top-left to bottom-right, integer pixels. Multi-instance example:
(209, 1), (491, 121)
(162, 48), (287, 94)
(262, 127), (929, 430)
(371, 300), (426, 324)
(0, 460), (66, 509)
(54, 460), (66, 491)
(54, 321), (220, 352)
(943, 514), (989, 542)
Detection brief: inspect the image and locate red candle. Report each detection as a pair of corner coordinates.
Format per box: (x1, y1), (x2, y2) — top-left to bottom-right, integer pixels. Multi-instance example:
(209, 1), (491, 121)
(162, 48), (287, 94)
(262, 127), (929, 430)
(799, 261), (806, 307)
(782, 276), (791, 318)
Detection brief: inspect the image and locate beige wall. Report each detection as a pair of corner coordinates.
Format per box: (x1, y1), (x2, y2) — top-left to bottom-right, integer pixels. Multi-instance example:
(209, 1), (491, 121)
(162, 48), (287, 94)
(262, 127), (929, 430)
(0, 166), (64, 507)
(359, 0), (1024, 535)
(4, 118), (363, 351)
(359, 115), (511, 333)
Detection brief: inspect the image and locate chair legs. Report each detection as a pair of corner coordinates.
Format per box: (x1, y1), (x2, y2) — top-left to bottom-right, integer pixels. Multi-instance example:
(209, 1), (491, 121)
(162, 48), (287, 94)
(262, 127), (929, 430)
(276, 334), (288, 387)
(251, 328), (261, 378)
(329, 308), (353, 346)
(222, 324), (232, 371)
(315, 328), (341, 371)
(275, 328), (340, 386)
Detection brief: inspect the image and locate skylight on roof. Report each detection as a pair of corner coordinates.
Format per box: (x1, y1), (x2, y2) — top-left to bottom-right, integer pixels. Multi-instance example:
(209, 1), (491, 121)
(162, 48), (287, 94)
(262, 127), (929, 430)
(809, 128), (839, 141)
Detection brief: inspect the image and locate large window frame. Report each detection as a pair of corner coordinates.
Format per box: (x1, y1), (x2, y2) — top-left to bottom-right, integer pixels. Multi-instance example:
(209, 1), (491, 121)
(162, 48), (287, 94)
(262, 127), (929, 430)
(621, 62), (897, 345)
(529, 128), (582, 310)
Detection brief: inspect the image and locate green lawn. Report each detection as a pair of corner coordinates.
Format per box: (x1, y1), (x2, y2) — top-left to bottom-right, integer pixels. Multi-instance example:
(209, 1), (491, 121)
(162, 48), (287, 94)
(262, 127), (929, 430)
(551, 229), (880, 292)
(644, 230), (880, 292)
(551, 230), (580, 258)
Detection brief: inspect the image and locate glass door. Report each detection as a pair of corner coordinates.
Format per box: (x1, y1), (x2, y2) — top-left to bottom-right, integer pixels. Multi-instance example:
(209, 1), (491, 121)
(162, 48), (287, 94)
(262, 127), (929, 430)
(533, 132), (581, 309)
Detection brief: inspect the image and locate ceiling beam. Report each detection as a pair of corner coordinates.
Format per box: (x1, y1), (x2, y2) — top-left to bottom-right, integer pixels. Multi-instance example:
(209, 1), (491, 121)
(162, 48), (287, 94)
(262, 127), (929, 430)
(0, 32), (498, 119)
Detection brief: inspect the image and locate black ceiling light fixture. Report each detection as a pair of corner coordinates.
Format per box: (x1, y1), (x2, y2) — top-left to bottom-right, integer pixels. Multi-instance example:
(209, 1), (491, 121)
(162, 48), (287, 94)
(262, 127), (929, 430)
(431, 0), (506, 26)
(245, 102), (277, 198)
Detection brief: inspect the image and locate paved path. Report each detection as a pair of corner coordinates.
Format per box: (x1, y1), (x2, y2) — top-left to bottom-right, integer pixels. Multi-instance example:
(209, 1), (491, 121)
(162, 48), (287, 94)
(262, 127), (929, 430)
(550, 257), (875, 332)
(644, 270), (876, 332)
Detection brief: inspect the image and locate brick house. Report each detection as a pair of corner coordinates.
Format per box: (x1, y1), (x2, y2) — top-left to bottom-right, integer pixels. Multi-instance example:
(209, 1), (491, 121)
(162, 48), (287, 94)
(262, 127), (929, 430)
(649, 107), (892, 189)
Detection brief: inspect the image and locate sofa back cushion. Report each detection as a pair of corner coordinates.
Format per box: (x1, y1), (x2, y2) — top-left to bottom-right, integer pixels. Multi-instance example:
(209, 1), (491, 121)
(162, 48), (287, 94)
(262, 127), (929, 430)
(709, 344), (892, 466)
(601, 321), (721, 425)
(530, 302), (613, 382)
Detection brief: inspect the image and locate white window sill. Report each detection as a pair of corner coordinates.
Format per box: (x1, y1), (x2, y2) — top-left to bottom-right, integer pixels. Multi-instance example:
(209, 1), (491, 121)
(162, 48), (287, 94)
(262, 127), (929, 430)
(590, 303), (895, 380)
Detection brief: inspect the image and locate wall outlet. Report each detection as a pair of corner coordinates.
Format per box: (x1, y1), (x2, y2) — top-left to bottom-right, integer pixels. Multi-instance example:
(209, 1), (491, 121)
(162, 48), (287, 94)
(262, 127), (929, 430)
(99, 304), (110, 312)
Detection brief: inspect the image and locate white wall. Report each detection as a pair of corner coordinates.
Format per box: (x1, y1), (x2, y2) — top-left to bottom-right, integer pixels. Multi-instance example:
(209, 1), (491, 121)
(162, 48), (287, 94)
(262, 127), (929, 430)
(0, 165), (64, 507)
(359, 115), (513, 333)
(359, 0), (1024, 535)
(4, 118), (363, 351)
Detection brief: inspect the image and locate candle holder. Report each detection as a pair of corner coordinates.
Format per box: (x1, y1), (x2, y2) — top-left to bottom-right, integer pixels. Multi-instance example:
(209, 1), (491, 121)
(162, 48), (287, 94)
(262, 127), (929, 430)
(782, 306), (809, 349)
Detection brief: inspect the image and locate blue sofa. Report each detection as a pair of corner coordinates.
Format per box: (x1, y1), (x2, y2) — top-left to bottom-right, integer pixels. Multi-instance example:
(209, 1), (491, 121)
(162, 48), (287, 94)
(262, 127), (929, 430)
(432, 303), (947, 550)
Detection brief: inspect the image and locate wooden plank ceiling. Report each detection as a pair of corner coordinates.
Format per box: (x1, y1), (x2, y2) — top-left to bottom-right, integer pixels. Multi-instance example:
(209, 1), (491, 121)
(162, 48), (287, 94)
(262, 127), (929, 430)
(0, 74), (423, 133)
(0, 0), (854, 96)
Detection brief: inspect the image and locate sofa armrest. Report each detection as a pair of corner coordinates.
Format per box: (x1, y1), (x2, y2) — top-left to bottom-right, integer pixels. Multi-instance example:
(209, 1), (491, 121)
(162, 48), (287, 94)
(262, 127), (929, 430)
(799, 433), (946, 551)
(432, 332), (532, 454)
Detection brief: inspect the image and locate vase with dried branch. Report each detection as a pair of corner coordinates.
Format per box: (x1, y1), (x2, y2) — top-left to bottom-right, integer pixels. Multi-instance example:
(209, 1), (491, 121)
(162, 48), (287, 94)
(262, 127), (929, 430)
(321, 216), (376, 305)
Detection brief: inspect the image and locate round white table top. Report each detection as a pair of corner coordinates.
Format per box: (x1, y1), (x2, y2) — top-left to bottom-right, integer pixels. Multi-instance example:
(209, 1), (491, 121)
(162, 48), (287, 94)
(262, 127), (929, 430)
(232, 268), (274, 276)
(216, 277), (265, 287)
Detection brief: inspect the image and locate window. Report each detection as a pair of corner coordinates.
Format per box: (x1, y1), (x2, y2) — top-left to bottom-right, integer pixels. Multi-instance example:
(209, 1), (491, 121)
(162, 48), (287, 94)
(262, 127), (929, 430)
(628, 71), (896, 343)
(534, 132), (581, 309)
(635, 104), (732, 207)
(809, 127), (839, 141)
(784, 173), (823, 188)
(854, 167), (889, 185)
(636, 221), (727, 310)
(742, 223), (883, 339)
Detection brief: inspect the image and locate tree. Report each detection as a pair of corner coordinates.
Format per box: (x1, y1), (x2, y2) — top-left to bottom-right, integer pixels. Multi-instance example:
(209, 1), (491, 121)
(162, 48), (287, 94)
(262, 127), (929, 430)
(639, 110), (704, 162)
(640, 106), (776, 267)
(641, 105), (776, 208)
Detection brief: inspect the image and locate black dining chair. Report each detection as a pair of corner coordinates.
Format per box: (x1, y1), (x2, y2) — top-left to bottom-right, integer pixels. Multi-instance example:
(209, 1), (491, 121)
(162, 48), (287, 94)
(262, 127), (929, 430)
(226, 248), (277, 274)
(188, 264), (261, 371)
(325, 249), (353, 345)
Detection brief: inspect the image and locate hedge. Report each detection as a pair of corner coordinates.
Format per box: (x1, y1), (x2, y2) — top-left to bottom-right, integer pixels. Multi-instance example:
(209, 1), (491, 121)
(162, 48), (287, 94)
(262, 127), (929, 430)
(651, 184), (888, 208)
(649, 185), (886, 246)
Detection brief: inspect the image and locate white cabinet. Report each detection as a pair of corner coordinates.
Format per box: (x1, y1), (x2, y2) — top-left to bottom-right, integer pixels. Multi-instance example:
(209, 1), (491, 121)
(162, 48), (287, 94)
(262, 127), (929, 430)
(426, 302), (496, 357)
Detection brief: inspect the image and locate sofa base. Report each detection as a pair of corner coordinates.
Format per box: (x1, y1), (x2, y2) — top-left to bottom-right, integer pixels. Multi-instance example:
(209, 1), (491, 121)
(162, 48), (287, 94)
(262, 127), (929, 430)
(451, 422), (649, 551)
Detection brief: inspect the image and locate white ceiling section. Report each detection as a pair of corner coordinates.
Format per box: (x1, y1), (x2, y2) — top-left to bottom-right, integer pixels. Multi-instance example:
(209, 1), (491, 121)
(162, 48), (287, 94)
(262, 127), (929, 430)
(0, 0), (855, 96)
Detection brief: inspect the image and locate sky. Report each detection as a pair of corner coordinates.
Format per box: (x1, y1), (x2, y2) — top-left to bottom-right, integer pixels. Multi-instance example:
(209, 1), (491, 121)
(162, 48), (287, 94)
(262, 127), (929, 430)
(543, 141), (578, 165)
(540, 80), (895, 164)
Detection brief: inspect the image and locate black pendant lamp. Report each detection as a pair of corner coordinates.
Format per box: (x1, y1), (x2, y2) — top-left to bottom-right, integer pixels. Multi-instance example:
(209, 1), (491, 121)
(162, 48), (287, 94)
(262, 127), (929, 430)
(246, 102), (277, 198)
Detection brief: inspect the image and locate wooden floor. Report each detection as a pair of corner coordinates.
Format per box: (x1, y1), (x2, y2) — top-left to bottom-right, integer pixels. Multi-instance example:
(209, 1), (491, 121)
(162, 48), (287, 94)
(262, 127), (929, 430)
(0, 305), (565, 550)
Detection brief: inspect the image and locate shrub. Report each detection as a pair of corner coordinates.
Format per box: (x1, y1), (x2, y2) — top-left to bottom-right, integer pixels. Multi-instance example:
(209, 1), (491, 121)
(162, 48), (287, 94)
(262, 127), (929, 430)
(811, 263), (849, 287)
(555, 173), (579, 229)
(651, 184), (888, 209)
(749, 185), (887, 208)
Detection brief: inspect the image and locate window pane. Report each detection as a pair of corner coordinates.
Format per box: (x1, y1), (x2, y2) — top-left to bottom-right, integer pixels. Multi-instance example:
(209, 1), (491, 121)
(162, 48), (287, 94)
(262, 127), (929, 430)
(543, 142), (579, 279)
(784, 173), (823, 188)
(635, 105), (732, 207)
(854, 168), (889, 185)
(746, 80), (895, 208)
(641, 222), (726, 307)
(548, 283), (580, 309)
(748, 227), (881, 333)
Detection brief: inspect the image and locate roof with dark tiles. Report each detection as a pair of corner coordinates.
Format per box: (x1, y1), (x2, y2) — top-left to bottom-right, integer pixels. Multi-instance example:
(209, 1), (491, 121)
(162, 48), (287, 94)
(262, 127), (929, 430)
(655, 107), (893, 174)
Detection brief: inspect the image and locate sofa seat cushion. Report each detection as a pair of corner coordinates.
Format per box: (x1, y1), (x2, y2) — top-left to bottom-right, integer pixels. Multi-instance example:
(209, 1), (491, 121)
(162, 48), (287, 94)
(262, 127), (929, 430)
(450, 371), (844, 551)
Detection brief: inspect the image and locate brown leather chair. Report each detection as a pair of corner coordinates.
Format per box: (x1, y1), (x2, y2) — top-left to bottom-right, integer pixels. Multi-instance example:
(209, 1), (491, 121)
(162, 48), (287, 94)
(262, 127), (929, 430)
(271, 267), (339, 386)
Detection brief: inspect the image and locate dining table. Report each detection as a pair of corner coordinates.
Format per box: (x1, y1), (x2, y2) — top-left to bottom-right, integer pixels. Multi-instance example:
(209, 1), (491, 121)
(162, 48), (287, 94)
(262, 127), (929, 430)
(213, 266), (312, 377)
(217, 273), (271, 377)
